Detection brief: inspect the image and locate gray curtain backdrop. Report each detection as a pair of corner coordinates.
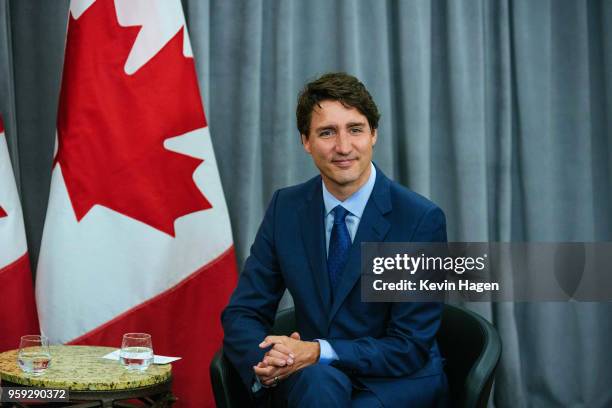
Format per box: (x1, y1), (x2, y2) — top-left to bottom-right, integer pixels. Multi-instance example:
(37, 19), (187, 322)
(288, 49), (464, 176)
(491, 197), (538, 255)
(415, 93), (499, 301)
(1, 0), (611, 406)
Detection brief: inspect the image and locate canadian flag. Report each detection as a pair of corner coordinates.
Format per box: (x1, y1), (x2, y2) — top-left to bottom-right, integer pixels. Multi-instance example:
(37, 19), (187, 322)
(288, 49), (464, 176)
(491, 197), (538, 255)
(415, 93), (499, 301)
(0, 115), (40, 352)
(35, 0), (237, 406)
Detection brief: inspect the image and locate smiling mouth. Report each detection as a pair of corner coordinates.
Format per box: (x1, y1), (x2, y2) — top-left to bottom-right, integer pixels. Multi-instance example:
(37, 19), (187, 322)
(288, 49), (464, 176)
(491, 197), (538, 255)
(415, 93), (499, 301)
(332, 158), (356, 168)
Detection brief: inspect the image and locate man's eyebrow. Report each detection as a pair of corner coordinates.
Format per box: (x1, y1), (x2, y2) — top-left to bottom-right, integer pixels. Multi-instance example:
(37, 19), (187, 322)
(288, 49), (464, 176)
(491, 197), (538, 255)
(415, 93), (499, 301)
(346, 121), (366, 128)
(314, 124), (337, 132)
(313, 121), (366, 133)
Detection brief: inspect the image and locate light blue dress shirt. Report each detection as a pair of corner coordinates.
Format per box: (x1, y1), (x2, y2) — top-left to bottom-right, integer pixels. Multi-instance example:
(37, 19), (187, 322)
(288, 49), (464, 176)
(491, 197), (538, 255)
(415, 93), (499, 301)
(317, 162), (377, 364)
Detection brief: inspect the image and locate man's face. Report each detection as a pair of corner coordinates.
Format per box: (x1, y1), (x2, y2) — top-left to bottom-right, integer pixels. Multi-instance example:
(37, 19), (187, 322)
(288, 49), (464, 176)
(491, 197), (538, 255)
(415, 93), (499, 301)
(302, 100), (377, 200)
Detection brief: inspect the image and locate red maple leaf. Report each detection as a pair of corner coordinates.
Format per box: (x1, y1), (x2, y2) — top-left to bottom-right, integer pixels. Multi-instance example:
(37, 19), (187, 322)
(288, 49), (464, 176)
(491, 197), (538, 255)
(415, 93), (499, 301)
(55, 0), (211, 236)
(0, 206), (6, 218)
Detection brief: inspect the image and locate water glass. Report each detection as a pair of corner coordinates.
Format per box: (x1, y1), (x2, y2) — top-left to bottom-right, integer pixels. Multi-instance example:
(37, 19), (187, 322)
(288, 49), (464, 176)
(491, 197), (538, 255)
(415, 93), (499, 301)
(120, 333), (153, 372)
(17, 335), (51, 376)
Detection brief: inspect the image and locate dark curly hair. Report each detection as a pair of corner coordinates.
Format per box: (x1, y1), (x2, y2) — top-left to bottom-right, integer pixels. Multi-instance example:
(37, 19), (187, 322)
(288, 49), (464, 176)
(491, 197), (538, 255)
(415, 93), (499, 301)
(296, 72), (380, 138)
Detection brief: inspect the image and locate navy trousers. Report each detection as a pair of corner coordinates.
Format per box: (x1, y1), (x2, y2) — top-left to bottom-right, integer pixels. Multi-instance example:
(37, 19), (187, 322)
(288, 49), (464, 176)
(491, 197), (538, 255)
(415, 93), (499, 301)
(271, 364), (382, 407)
(267, 364), (449, 408)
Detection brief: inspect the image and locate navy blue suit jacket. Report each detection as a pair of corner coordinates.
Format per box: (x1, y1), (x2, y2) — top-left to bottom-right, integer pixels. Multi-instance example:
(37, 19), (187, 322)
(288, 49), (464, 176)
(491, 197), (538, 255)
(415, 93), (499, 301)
(222, 167), (448, 407)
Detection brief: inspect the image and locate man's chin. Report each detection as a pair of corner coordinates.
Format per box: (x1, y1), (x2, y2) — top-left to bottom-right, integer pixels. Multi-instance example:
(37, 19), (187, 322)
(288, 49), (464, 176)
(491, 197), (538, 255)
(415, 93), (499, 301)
(326, 173), (359, 187)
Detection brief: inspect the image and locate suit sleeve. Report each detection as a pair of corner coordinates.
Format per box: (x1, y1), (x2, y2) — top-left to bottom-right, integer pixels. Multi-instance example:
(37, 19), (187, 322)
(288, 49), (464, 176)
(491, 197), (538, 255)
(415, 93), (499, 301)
(327, 206), (447, 377)
(221, 190), (286, 392)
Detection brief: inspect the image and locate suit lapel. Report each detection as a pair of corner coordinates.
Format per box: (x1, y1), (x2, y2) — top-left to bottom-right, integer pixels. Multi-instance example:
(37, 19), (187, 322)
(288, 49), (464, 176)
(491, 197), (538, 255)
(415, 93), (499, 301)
(298, 180), (332, 317)
(328, 170), (392, 323)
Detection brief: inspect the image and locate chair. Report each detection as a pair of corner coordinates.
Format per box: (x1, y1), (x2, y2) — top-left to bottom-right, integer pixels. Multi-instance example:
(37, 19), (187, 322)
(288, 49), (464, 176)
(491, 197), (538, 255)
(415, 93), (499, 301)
(436, 304), (502, 408)
(210, 305), (501, 408)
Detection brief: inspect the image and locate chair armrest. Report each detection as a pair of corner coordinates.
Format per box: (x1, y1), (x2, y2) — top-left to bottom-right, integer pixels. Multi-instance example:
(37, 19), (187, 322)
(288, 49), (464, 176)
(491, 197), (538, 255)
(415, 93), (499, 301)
(210, 349), (253, 408)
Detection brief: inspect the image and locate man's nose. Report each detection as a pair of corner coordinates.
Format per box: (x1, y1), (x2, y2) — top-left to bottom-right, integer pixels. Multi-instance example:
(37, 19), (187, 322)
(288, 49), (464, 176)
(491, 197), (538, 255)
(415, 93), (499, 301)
(335, 131), (352, 154)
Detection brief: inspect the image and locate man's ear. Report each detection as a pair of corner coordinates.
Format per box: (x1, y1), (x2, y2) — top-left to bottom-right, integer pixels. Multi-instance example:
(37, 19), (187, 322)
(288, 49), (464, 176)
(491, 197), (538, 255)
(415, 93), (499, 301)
(371, 128), (378, 146)
(301, 134), (311, 153)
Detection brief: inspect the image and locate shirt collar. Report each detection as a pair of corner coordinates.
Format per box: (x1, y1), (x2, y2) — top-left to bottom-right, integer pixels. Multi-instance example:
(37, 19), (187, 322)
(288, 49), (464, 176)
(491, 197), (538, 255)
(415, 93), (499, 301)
(322, 162), (376, 219)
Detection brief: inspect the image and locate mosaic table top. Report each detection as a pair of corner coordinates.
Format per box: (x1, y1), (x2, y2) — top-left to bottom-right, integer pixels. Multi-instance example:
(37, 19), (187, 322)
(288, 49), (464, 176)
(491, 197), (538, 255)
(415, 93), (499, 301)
(0, 345), (171, 391)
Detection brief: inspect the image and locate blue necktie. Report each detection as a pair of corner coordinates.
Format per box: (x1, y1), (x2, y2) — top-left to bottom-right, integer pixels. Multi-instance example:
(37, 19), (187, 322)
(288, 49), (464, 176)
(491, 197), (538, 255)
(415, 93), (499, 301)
(327, 205), (351, 290)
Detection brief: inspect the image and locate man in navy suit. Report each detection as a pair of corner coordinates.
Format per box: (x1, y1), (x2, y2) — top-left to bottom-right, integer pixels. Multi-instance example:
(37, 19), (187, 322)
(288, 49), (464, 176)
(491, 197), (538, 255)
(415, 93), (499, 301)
(222, 72), (449, 407)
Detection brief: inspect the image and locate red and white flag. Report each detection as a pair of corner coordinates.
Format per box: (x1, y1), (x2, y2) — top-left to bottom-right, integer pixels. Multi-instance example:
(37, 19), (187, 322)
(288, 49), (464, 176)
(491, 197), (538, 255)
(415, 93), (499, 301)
(0, 115), (40, 352)
(36, 0), (237, 405)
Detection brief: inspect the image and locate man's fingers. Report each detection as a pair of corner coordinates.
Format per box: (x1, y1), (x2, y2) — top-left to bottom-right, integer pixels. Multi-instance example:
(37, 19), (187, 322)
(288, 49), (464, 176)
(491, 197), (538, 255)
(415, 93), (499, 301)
(263, 356), (288, 367)
(260, 366), (293, 385)
(253, 364), (274, 377)
(255, 364), (290, 385)
(266, 349), (294, 365)
(259, 335), (287, 348)
(262, 374), (283, 386)
(271, 343), (296, 359)
(290, 331), (301, 340)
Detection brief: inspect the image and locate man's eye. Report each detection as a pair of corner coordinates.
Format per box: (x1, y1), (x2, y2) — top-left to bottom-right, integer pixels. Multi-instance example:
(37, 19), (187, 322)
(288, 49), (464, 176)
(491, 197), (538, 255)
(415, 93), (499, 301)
(350, 127), (363, 133)
(319, 130), (333, 137)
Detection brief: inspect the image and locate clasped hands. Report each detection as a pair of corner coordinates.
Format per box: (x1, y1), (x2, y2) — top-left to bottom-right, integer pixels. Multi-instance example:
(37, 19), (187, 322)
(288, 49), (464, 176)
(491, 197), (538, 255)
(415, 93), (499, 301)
(253, 332), (320, 387)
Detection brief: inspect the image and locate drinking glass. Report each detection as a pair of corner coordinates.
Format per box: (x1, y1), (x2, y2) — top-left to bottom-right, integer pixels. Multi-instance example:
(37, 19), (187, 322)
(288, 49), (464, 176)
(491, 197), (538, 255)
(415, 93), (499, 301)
(17, 335), (51, 376)
(119, 333), (153, 371)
